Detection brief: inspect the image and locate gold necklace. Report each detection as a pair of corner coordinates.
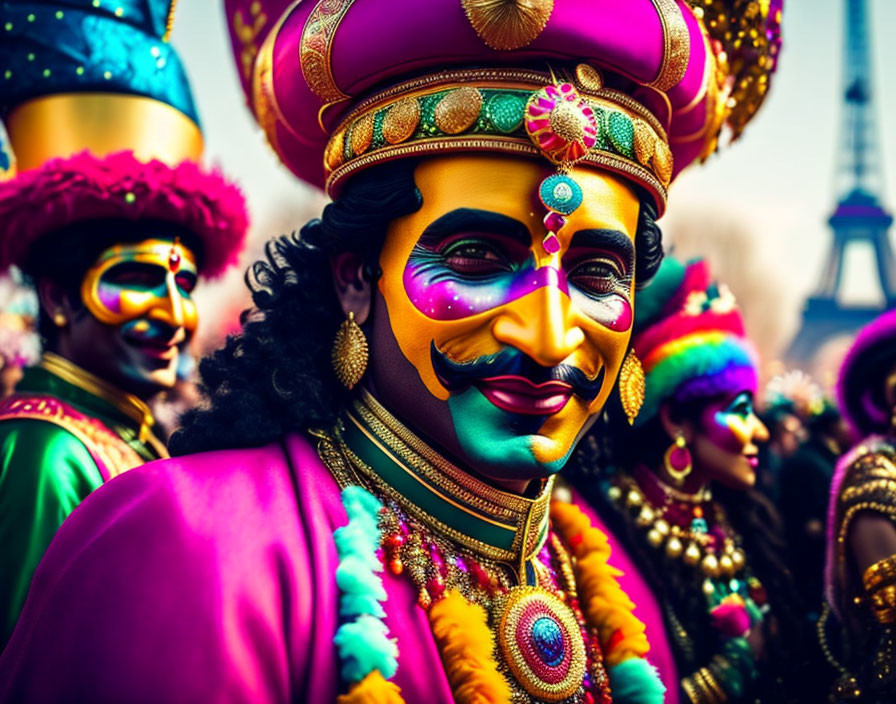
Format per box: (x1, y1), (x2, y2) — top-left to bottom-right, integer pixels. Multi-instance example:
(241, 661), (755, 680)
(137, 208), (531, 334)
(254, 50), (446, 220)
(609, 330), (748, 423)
(636, 465), (712, 504)
(345, 390), (554, 571)
(315, 424), (612, 703)
(608, 475), (746, 588)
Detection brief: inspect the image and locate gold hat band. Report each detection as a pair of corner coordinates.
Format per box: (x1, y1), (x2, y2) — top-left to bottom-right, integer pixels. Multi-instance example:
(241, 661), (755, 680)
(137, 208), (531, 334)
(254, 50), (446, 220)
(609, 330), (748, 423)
(7, 93), (204, 172)
(323, 67), (673, 212)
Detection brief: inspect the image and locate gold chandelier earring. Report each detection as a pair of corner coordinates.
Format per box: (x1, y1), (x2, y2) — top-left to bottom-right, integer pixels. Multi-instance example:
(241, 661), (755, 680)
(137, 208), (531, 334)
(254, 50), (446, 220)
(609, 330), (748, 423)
(618, 350), (645, 425)
(663, 431), (693, 485)
(331, 312), (369, 390)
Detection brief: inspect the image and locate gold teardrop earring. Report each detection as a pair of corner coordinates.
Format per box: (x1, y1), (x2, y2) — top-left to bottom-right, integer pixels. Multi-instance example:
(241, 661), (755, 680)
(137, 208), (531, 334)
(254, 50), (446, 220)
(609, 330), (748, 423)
(331, 312), (369, 390)
(618, 350), (645, 425)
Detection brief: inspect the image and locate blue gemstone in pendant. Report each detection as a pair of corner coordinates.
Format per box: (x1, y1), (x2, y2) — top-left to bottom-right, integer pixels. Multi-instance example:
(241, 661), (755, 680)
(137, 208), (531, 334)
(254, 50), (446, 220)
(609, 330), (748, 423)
(538, 174), (583, 216)
(531, 616), (565, 667)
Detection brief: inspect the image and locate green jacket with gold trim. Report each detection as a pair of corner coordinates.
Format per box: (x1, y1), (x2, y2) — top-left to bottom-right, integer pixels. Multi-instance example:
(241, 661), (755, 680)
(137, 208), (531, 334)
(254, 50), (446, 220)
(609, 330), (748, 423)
(0, 356), (165, 645)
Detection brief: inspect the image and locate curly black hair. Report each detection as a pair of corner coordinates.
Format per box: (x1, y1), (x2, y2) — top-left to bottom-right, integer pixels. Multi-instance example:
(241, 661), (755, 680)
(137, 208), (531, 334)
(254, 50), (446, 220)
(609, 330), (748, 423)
(569, 396), (811, 702)
(170, 159), (664, 455)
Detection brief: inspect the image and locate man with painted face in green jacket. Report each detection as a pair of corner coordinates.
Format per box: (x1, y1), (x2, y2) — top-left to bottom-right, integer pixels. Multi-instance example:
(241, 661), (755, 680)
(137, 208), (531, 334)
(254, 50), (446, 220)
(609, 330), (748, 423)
(0, 0), (248, 645)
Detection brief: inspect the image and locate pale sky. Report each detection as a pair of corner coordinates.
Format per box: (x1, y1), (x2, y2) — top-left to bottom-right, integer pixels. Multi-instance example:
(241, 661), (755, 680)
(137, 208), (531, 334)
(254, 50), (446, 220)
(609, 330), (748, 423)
(170, 1), (896, 360)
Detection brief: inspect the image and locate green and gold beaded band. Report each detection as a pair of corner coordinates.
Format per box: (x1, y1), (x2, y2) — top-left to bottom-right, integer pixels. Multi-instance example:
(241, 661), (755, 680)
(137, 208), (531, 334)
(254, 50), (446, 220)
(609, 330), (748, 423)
(324, 67), (672, 214)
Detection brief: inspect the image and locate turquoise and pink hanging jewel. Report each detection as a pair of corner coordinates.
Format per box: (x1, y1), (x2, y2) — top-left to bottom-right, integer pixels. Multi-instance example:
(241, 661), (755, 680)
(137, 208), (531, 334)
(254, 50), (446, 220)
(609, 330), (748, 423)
(524, 81), (598, 254)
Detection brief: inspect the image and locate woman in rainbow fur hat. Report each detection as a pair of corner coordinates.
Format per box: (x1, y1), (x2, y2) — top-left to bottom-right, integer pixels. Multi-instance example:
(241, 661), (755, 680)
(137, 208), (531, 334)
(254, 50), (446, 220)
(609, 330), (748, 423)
(572, 257), (805, 704)
(823, 308), (896, 702)
(1, 1), (779, 701)
(0, 1), (247, 646)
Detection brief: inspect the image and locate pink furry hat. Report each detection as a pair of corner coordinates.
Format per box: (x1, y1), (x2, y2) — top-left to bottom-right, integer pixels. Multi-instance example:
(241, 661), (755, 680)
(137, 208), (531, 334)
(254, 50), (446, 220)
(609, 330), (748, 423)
(0, 150), (248, 279)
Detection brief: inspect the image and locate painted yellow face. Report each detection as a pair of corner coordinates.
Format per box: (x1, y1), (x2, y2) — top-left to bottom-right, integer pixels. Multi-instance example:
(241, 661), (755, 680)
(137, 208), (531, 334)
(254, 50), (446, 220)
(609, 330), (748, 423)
(81, 238), (199, 334)
(375, 155), (640, 476)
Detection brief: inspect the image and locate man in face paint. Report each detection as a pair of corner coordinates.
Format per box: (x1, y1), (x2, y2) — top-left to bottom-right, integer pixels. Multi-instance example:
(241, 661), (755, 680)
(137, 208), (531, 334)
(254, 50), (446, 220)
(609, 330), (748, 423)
(362, 155), (640, 486)
(75, 232), (200, 397)
(0, 0), (784, 700)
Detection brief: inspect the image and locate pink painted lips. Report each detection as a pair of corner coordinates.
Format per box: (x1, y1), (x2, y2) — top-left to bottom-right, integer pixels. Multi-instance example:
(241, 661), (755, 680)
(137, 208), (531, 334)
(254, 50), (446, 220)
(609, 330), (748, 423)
(745, 453), (759, 469)
(477, 375), (574, 415)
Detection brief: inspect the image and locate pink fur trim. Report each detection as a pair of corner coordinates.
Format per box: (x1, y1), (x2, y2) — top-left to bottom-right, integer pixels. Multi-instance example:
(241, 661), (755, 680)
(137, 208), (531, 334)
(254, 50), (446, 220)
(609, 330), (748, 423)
(0, 151), (248, 278)
(709, 598), (751, 638)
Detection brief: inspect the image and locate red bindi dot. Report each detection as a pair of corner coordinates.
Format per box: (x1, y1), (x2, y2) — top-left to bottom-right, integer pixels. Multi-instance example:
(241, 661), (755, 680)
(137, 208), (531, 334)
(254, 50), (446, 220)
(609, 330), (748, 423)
(168, 247), (181, 272)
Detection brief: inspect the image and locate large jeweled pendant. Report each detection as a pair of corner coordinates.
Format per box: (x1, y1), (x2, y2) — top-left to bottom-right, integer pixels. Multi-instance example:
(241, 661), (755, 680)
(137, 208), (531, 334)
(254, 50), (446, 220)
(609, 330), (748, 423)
(525, 83), (597, 165)
(493, 586), (587, 702)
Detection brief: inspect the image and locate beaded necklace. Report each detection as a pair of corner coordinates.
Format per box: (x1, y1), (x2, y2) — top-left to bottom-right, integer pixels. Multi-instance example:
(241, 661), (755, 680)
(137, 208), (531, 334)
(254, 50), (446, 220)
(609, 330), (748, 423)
(608, 470), (758, 603)
(316, 392), (665, 704)
(379, 495), (612, 703)
(320, 423), (610, 703)
(606, 469), (769, 702)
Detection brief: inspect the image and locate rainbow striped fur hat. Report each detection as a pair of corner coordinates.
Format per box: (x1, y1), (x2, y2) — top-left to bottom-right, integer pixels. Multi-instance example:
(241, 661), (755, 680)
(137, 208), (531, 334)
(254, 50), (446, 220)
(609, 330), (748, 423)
(631, 257), (758, 426)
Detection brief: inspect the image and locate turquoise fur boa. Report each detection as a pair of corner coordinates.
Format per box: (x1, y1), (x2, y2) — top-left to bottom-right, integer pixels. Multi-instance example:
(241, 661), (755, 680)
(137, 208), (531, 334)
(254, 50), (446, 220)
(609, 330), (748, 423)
(609, 658), (666, 704)
(333, 486), (398, 683)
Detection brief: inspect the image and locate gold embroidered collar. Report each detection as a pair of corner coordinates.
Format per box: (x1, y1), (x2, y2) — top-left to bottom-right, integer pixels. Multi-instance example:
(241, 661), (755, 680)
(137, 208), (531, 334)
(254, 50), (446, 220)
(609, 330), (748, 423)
(39, 352), (165, 455)
(330, 389), (553, 571)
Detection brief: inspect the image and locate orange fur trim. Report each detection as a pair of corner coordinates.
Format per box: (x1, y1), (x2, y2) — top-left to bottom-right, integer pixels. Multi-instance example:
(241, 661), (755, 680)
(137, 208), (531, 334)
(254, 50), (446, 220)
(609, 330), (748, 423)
(429, 590), (513, 703)
(336, 670), (405, 703)
(551, 501), (651, 667)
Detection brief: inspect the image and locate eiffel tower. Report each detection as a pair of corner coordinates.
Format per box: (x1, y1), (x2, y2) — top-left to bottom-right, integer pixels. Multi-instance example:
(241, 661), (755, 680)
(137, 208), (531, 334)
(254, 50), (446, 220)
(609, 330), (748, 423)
(787, 0), (895, 363)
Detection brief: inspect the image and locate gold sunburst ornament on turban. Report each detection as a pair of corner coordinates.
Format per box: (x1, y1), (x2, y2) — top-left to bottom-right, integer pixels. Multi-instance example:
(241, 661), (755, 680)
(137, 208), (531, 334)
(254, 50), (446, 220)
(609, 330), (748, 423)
(462, 0), (555, 50)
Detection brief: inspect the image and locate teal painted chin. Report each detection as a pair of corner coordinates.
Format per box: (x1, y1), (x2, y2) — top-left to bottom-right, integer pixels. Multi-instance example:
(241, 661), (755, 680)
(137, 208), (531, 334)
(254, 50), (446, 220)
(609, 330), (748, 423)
(447, 387), (573, 480)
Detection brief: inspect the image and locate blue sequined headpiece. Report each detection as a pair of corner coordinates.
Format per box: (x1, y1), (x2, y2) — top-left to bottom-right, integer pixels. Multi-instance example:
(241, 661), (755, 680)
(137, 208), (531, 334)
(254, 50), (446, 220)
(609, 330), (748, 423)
(0, 0), (197, 124)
